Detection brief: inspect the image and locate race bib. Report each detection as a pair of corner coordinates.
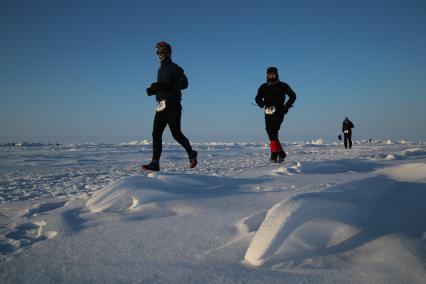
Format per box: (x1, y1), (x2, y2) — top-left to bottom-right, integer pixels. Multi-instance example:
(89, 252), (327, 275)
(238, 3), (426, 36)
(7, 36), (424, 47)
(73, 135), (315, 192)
(344, 130), (349, 134)
(264, 106), (276, 115)
(156, 100), (166, 112)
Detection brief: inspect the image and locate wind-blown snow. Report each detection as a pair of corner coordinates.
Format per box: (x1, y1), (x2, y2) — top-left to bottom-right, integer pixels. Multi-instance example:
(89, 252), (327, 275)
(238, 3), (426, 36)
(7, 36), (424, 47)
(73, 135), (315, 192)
(244, 165), (426, 267)
(375, 163), (426, 183)
(1, 141), (426, 283)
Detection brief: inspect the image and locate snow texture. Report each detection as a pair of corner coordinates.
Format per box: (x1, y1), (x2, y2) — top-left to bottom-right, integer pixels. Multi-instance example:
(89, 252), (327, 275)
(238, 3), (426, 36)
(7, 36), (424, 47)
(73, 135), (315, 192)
(1, 141), (426, 283)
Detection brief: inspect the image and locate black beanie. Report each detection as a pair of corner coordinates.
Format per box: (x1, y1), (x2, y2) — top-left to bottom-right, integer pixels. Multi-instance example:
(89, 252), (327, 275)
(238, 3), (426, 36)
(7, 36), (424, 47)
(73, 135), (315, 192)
(156, 41), (172, 54)
(267, 67), (278, 74)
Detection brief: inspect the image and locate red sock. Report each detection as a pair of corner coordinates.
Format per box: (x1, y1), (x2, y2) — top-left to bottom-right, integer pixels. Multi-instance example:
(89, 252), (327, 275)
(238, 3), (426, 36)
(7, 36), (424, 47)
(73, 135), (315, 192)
(270, 140), (283, 152)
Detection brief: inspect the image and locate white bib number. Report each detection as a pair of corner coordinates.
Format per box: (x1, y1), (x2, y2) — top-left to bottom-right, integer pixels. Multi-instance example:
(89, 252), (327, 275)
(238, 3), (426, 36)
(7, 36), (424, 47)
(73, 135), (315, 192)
(264, 106), (276, 115)
(156, 100), (166, 112)
(344, 130), (349, 134)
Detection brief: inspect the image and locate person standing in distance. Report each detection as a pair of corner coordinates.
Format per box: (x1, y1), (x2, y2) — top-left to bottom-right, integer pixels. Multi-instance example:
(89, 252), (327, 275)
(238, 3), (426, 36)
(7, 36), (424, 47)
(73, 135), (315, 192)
(255, 67), (296, 163)
(142, 42), (197, 171)
(342, 117), (354, 149)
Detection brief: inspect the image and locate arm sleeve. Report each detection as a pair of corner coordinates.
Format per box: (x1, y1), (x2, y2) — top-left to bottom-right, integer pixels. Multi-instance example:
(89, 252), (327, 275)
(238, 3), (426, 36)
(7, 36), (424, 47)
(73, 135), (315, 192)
(255, 86), (264, 106)
(174, 66), (188, 90)
(283, 83), (296, 108)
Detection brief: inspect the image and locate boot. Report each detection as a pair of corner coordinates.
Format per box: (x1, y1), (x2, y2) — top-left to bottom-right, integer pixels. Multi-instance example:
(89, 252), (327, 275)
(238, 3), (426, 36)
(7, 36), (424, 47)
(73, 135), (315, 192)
(277, 151), (286, 163)
(189, 150), (198, 168)
(141, 160), (160, 171)
(270, 152), (278, 163)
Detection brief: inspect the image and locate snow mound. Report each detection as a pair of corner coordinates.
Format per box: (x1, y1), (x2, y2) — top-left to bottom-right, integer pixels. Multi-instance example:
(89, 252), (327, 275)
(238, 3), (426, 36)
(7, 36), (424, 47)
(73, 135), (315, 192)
(86, 173), (233, 213)
(402, 148), (426, 159)
(244, 166), (426, 266)
(310, 138), (324, 145)
(375, 162), (426, 183)
(244, 195), (360, 266)
(384, 139), (395, 145)
(384, 154), (397, 160)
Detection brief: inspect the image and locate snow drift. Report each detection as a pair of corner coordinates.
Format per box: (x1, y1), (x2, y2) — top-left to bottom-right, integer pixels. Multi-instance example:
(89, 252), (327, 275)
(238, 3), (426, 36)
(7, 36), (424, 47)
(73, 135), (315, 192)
(244, 163), (426, 267)
(87, 173), (212, 213)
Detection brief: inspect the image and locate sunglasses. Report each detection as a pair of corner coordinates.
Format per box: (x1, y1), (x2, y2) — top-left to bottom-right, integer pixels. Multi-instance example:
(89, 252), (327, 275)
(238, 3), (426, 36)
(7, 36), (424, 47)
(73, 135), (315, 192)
(156, 48), (170, 55)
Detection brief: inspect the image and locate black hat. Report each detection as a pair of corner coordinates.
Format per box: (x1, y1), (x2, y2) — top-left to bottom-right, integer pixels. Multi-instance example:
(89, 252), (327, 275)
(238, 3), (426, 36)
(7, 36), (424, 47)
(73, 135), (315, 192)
(267, 67), (278, 74)
(156, 41), (172, 54)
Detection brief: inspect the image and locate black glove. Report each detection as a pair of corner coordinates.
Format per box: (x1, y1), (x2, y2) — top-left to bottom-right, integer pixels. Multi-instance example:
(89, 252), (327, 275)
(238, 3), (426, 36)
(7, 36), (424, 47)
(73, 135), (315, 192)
(283, 104), (293, 114)
(146, 87), (155, 96)
(258, 102), (265, 108)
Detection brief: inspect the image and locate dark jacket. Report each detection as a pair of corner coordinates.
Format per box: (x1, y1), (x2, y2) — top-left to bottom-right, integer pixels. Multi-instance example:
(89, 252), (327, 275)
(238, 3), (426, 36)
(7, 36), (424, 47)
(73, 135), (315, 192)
(255, 81), (296, 111)
(148, 58), (188, 103)
(342, 119), (354, 132)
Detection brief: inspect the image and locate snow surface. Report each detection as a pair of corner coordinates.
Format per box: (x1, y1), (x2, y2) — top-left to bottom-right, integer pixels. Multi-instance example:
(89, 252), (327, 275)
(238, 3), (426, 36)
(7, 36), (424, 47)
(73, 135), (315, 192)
(1, 141), (426, 283)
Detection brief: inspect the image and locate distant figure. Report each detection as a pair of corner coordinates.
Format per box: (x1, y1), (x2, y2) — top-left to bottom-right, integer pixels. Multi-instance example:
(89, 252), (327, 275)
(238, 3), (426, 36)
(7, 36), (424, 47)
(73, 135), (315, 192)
(342, 117), (354, 149)
(255, 67), (296, 163)
(142, 42), (197, 172)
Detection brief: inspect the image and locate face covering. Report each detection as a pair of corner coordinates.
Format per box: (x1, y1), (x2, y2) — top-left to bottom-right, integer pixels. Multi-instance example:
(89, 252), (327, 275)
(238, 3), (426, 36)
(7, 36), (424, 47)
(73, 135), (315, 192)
(267, 73), (278, 84)
(155, 42), (172, 63)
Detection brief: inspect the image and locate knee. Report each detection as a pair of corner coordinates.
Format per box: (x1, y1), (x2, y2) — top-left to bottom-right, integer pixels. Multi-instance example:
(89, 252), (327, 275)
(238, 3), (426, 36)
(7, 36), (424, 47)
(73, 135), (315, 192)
(171, 130), (184, 141)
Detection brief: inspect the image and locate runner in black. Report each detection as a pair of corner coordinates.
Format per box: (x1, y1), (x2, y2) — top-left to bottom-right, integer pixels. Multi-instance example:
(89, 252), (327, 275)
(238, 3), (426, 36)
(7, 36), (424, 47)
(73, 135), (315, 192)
(142, 42), (197, 171)
(255, 67), (296, 163)
(342, 117), (355, 149)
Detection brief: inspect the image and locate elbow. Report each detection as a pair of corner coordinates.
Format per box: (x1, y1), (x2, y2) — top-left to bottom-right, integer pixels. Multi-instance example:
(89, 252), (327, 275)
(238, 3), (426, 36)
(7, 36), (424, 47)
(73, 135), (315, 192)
(180, 83), (188, 90)
(179, 78), (188, 90)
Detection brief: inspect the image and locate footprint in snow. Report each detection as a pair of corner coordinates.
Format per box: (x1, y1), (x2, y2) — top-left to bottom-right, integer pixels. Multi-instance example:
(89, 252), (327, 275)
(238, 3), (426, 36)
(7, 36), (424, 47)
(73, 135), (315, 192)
(0, 220), (57, 257)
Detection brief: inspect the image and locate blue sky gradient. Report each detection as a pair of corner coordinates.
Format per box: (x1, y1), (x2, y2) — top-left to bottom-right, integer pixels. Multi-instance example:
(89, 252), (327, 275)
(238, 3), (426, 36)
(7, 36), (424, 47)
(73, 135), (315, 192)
(1, 0), (425, 143)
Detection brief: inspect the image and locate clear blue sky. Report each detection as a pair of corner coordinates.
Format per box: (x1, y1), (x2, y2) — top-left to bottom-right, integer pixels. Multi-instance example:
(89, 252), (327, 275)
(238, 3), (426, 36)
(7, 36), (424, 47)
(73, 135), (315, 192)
(1, 0), (425, 143)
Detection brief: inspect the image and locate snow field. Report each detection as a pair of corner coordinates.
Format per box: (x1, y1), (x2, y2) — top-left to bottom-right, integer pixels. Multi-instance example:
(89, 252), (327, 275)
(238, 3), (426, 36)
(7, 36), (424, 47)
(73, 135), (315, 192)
(0, 141), (425, 283)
